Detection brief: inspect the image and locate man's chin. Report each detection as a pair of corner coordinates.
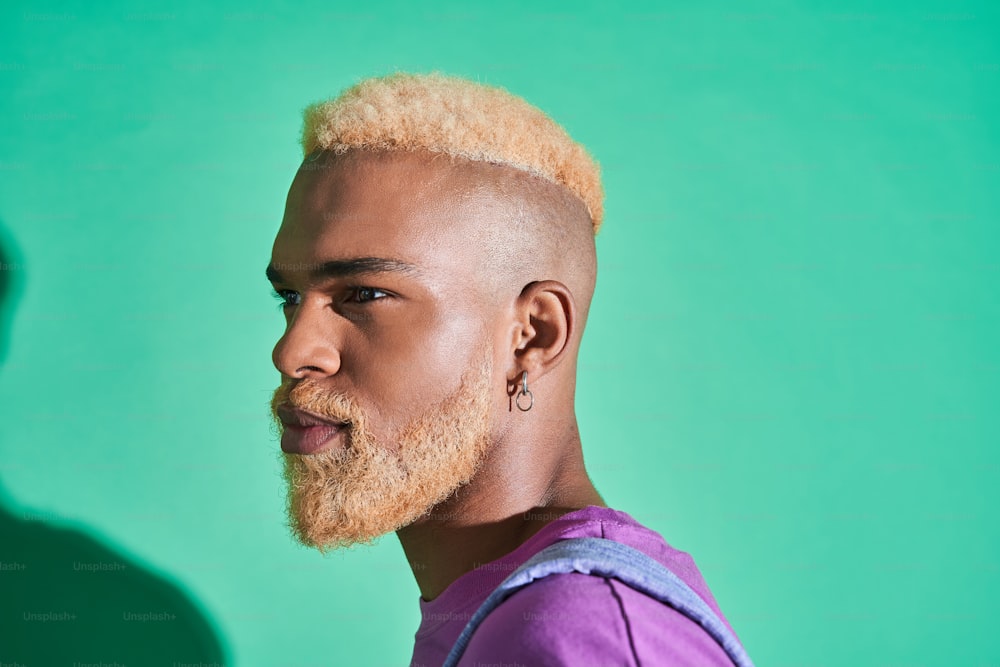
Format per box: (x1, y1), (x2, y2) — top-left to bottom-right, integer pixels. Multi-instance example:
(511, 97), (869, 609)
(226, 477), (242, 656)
(287, 519), (383, 553)
(281, 442), (489, 551)
(284, 490), (446, 552)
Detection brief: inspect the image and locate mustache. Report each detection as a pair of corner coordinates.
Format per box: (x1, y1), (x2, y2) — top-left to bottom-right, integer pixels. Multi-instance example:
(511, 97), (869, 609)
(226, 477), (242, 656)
(270, 378), (359, 427)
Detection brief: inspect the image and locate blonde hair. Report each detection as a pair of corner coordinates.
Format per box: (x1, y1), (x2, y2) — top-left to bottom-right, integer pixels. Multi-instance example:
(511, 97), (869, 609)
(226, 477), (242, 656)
(300, 71), (605, 234)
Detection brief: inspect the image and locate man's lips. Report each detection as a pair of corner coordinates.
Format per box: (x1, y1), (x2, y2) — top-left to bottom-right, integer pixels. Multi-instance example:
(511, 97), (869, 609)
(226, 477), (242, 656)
(276, 405), (349, 455)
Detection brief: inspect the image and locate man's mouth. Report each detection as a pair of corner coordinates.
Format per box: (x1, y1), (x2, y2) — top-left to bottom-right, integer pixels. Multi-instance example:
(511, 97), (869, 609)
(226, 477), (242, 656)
(276, 405), (350, 455)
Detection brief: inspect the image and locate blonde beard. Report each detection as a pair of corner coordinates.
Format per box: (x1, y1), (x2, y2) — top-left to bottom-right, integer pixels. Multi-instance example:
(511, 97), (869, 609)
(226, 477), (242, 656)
(269, 356), (493, 552)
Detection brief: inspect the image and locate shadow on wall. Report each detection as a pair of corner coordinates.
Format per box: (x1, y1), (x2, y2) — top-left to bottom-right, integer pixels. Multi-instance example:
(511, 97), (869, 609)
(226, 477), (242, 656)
(0, 222), (227, 665)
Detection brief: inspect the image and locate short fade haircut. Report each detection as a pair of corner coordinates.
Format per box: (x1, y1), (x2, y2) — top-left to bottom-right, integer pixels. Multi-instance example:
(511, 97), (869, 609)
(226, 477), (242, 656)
(300, 71), (605, 234)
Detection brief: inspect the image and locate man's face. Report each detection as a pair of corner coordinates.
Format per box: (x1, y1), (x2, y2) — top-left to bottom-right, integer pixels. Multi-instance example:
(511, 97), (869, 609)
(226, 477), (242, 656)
(267, 150), (502, 550)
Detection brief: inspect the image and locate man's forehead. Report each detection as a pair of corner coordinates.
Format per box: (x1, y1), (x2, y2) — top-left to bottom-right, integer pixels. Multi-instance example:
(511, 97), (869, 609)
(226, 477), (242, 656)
(274, 150), (500, 281)
(288, 147), (571, 215)
(283, 150), (523, 241)
(292, 151), (441, 212)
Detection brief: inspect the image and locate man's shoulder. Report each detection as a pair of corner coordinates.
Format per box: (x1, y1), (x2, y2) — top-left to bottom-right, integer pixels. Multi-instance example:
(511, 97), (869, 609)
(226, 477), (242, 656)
(459, 570), (735, 666)
(460, 572), (634, 665)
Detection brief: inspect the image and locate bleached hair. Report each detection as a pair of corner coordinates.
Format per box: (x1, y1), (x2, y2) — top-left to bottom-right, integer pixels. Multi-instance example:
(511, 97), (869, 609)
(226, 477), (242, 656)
(300, 71), (605, 234)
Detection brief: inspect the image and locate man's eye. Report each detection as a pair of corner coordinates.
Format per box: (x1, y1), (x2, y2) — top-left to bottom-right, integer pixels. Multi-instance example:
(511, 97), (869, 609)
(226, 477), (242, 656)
(271, 289), (300, 310)
(347, 287), (389, 304)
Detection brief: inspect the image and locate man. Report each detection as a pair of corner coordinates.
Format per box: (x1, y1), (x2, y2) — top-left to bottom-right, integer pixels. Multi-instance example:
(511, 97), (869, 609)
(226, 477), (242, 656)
(267, 72), (750, 665)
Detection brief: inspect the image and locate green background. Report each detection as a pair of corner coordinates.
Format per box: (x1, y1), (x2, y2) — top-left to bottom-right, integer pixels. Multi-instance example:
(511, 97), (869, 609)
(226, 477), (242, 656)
(1, 1), (997, 665)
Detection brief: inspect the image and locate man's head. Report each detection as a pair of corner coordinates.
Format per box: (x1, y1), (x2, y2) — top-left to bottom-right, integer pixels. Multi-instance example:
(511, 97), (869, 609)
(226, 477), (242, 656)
(267, 72), (603, 550)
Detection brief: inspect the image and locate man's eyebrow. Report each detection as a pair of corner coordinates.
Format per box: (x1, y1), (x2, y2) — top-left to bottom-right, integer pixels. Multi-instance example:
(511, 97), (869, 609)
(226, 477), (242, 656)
(265, 257), (422, 285)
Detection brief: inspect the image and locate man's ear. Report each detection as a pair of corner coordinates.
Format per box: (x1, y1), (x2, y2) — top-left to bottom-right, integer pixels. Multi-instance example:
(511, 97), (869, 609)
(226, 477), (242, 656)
(506, 279), (577, 388)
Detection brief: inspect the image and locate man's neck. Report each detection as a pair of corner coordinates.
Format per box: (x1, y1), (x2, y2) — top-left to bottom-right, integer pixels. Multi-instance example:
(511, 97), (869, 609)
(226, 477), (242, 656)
(395, 449), (605, 602)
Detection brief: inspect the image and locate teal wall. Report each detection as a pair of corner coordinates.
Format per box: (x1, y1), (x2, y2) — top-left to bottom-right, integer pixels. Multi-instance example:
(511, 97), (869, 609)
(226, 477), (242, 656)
(1, 1), (998, 665)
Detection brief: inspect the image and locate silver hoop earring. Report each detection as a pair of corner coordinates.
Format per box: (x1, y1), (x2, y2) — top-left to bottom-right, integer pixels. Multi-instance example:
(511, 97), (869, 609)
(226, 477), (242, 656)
(516, 371), (534, 412)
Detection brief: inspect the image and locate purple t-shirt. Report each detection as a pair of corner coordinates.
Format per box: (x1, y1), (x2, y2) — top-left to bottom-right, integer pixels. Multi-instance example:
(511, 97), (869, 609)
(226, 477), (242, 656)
(409, 505), (744, 666)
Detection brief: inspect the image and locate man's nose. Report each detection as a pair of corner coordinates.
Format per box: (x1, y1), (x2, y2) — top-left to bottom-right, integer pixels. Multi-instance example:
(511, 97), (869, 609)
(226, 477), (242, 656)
(271, 303), (342, 380)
